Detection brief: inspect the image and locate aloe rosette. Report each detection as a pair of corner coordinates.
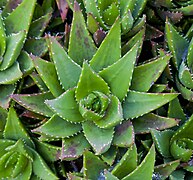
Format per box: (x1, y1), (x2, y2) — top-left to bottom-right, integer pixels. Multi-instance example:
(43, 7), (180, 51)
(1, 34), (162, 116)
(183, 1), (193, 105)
(0, 107), (59, 179)
(11, 2), (179, 160)
(165, 19), (193, 101)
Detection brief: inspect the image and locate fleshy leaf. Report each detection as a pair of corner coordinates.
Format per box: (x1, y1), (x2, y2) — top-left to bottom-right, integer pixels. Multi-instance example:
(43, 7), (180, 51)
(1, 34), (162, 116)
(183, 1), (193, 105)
(0, 62), (22, 84)
(4, 107), (34, 148)
(101, 146), (117, 165)
(165, 19), (189, 68)
(131, 54), (171, 92)
(187, 37), (193, 71)
(45, 88), (85, 123)
(151, 129), (174, 157)
(68, 1), (97, 65)
(0, 107), (7, 138)
(113, 120), (134, 147)
(112, 144), (137, 179)
(133, 113), (179, 134)
(47, 36), (81, 90)
(122, 144), (155, 180)
(11, 92), (54, 117)
(33, 114), (82, 139)
(0, 31), (26, 70)
(75, 62), (110, 101)
(0, 14), (6, 57)
(123, 91), (178, 119)
(0, 84), (15, 109)
(154, 160), (180, 179)
(4, 0), (36, 34)
(31, 149), (58, 180)
(60, 133), (90, 160)
(90, 19), (121, 72)
(33, 56), (63, 97)
(99, 43), (139, 101)
(104, 170), (119, 180)
(82, 121), (114, 155)
(83, 151), (108, 180)
(94, 95), (123, 129)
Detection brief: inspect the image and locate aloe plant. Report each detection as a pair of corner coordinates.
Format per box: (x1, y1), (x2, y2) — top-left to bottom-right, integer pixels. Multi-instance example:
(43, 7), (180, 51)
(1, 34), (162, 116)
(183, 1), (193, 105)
(0, 107), (60, 179)
(10, 2), (179, 162)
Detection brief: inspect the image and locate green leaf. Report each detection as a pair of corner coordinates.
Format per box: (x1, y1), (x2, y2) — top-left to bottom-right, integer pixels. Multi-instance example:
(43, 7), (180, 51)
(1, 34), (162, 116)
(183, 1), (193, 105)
(94, 95), (123, 129)
(11, 92), (54, 117)
(165, 19), (189, 68)
(154, 160), (180, 179)
(123, 91), (178, 119)
(0, 84), (16, 109)
(61, 133), (90, 160)
(0, 14), (6, 57)
(47, 36), (81, 90)
(0, 107), (7, 138)
(0, 62), (22, 85)
(33, 114), (82, 139)
(4, 107), (34, 148)
(68, 1), (97, 65)
(45, 88), (85, 123)
(87, 13), (99, 34)
(83, 151), (108, 180)
(112, 144), (137, 179)
(28, 12), (52, 38)
(133, 113), (179, 134)
(33, 56), (63, 97)
(151, 129), (174, 157)
(121, 10), (133, 34)
(101, 146), (117, 165)
(99, 43), (138, 101)
(122, 144), (155, 180)
(0, 31), (26, 70)
(4, 0), (36, 34)
(187, 37), (193, 71)
(90, 19), (121, 72)
(131, 54), (171, 92)
(75, 62), (110, 101)
(113, 120), (134, 147)
(131, 0), (148, 20)
(31, 149), (58, 180)
(104, 170), (119, 180)
(83, 121), (114, 154)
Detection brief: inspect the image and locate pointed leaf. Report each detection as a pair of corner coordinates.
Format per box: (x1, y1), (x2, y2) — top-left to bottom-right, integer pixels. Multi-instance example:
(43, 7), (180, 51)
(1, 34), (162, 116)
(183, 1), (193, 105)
(0, 31), (26, 70)
(90, 19), (121, 72)
(0, 84), (15, 109)
(112, 144), (137, 179)
(68, 1), (97, 65)
(33, 114), (82, 139)
(83, 121), (114, 154)
(122, 144), (155, 180)
(47, 36), (81, 90)
(11, 92), (54, 117)
(123, 91), (178, 119)
(104, 170), (119, 180)
(4, 107), (34, 148)
(0, 62), (22, 84)
(133, 113), (179, 134)
(187, 37), (193, 71)
(61, 133), (90, 160)
(75, 62), (110, 101)
(154, 160), (180, 179)
(4, 0), (36, 34)
(99, 43), (138, 100)
(165, 19), (189, 68)
(83, 151), (107, 180)
(113, 120), (134, 147)
(33, 56), (63, 97)
(45, 88), (84, 123)
(151, 129), (174, 157)
(131, 54), (171, 92)
(101, 146), (117, 165)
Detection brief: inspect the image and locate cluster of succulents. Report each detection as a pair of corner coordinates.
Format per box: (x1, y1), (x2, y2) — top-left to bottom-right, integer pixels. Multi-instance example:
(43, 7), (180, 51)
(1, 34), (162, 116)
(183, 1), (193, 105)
(0, 0), (193, 179)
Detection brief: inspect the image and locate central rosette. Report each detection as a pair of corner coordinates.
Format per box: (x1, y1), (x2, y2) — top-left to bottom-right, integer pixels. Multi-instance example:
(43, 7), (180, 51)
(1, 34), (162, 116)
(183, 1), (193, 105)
(79, 91), (110, 121)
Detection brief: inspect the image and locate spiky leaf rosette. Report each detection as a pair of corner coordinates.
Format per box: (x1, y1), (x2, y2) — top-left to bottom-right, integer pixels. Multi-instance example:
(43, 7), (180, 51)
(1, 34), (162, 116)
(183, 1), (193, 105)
(75, 0), (148, 36)
(12, 3), (178, 158)
(0, 107), (59, 179)
(165, 20), (193, 101)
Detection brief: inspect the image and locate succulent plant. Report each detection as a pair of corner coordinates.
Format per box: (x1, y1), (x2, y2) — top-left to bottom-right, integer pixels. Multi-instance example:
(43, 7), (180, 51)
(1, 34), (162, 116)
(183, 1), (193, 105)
(11, 2), (179, 161)
(165, 19), (193, 101)
(0, 107), (59, 179)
